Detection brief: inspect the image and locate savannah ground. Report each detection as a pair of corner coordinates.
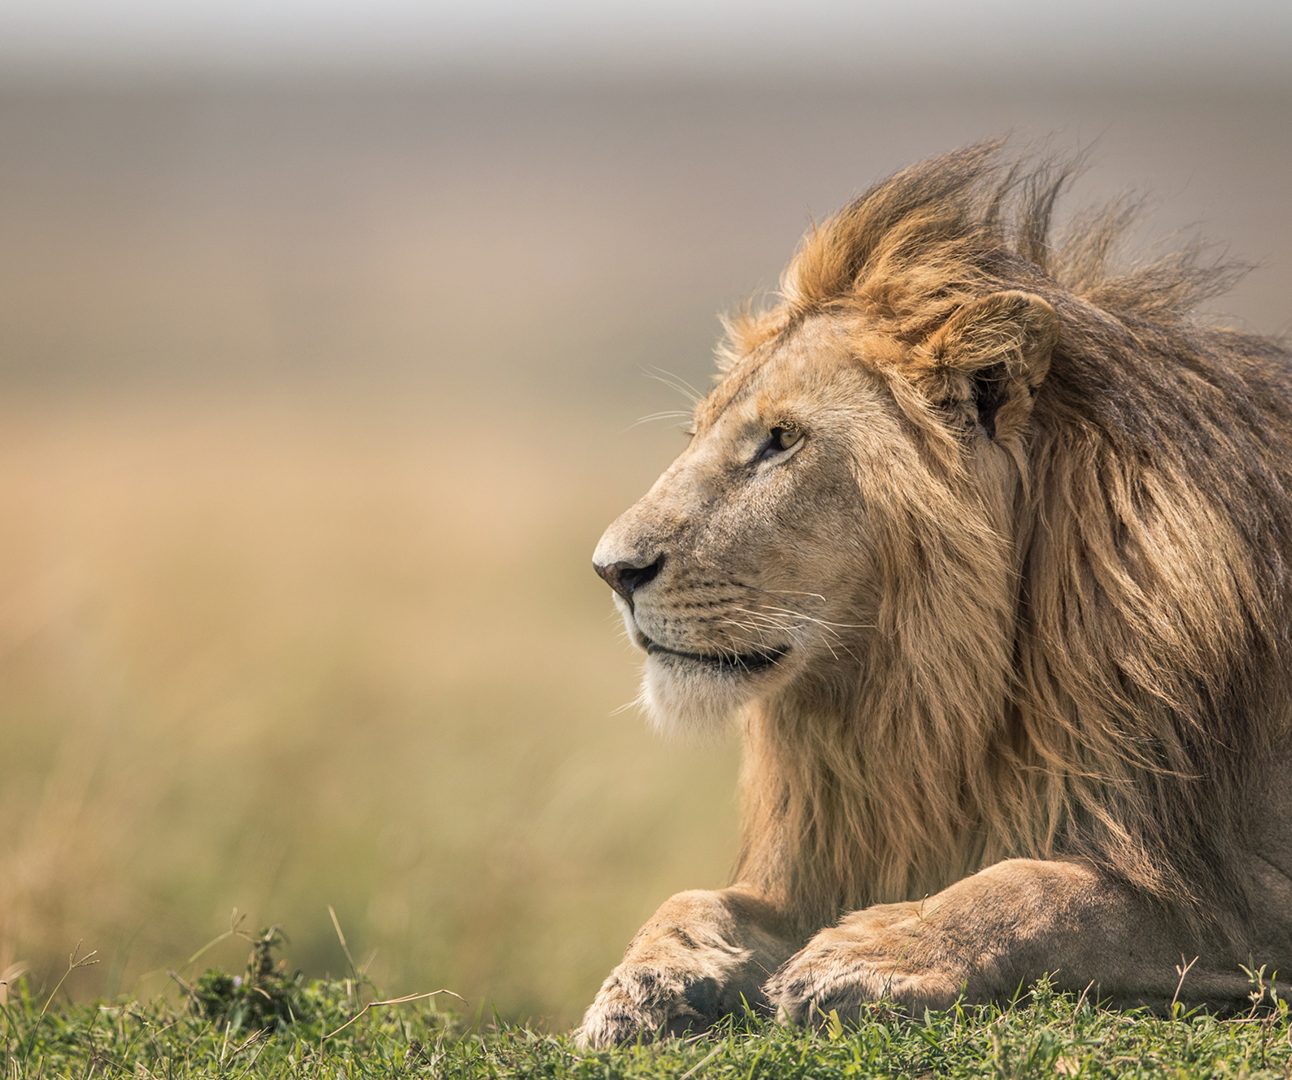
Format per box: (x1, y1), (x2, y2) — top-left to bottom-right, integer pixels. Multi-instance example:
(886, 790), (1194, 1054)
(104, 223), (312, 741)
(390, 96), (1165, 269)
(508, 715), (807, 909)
(3, 75), (1292, 1073)
(5, 955), (1292, 1077)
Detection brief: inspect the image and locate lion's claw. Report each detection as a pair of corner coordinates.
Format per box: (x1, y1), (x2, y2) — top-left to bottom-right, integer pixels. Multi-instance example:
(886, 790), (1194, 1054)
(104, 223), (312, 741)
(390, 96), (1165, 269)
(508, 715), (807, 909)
(765, 918), (968, 1026)
(575, 966), (710, 1049)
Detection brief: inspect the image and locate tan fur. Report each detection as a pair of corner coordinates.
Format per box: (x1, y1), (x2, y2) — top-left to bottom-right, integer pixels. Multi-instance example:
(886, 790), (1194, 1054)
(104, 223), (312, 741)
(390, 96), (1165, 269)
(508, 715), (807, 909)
(578, 143), (1292, 1047)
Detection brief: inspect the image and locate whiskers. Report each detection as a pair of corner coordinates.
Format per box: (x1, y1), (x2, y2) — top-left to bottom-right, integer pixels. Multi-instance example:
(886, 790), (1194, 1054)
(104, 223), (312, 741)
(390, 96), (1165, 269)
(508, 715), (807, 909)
(726, 607), (862, 665)
(719, 581), (874, 665)
(624, 409), (693, 432)
(641, 366), (705, 406)
(622, 366), (705, 435)
(610, 691), (647, 718)
(604, 568), (875, 674)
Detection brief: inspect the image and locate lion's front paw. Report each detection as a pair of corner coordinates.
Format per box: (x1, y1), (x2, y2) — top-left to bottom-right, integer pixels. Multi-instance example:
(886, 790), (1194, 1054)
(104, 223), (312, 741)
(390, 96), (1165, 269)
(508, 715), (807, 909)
(764, 912), (971, 1026)
(575, 965), (722, 1049)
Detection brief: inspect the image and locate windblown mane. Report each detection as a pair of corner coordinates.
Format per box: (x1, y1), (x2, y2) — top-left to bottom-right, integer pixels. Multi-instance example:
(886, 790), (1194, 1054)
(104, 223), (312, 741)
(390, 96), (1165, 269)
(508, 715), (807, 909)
(733, 143), (1292, 936)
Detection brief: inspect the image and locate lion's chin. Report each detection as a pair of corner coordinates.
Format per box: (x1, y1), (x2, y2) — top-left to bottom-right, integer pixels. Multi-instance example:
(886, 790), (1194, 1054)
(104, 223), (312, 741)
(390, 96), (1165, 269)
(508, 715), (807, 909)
(640, 653), (761, 739)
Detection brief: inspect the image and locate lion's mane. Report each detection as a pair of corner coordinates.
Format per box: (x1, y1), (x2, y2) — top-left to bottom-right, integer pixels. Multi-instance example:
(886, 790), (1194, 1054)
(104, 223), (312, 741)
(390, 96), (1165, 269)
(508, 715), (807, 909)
(730, 143), (1291, 937)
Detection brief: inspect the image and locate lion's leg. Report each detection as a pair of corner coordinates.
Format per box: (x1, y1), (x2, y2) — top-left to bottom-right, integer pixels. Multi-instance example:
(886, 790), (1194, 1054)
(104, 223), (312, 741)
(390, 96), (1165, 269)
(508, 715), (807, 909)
(766, 858), (1280, 1025)
(576, 886), (802, 1048)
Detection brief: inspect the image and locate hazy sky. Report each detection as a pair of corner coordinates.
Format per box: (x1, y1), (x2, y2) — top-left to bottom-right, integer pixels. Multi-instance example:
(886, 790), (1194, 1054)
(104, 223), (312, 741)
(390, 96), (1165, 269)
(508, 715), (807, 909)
(2, 0), (1290, 79)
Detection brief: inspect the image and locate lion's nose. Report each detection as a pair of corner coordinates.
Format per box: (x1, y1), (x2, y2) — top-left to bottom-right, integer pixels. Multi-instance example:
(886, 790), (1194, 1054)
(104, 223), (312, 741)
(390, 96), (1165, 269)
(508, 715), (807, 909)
(594, 555), (664, 601)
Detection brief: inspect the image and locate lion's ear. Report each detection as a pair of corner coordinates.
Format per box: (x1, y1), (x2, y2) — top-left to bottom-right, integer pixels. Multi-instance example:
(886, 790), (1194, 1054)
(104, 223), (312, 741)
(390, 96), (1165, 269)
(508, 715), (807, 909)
(912, 291), (1058, 441)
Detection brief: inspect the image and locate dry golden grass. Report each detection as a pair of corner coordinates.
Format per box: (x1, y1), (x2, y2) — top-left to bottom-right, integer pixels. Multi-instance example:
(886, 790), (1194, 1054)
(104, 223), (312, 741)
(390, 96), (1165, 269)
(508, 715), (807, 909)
(0, 390), (737, 1027)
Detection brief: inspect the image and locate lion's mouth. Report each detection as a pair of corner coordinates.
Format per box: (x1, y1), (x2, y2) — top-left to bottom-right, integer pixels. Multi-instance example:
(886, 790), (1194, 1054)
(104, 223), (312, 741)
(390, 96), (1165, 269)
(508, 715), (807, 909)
(634, 629), (789, 674)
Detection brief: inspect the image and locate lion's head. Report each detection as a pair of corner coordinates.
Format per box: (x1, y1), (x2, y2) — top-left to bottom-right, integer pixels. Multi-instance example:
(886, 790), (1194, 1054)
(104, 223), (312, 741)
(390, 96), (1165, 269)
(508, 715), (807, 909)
(594, 153), (1056, 738)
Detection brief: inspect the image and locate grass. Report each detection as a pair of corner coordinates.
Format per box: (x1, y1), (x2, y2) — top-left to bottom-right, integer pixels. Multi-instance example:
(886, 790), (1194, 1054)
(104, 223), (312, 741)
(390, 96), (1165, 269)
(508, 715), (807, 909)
(4, 939), (1291, 1079)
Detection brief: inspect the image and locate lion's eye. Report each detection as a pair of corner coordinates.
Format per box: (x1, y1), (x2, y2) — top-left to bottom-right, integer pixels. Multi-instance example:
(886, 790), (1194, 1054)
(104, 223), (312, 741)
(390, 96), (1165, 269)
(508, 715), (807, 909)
(772, 426), (802, 451)
(757, 425), (804, 462)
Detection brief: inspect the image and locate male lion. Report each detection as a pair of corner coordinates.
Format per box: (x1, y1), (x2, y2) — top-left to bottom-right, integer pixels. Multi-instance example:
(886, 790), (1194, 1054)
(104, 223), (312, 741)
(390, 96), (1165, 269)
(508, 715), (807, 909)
(577, 143), (1292, 1048)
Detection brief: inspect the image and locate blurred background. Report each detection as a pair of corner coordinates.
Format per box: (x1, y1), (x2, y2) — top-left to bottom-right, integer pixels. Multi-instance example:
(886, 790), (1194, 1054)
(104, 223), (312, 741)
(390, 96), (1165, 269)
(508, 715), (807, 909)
(1, 0), (1290, 1027)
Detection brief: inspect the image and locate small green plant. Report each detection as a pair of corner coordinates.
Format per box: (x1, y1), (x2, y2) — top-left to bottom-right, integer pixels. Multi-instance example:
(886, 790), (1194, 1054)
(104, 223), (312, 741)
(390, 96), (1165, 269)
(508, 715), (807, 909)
(190, 925), (310, 1033)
